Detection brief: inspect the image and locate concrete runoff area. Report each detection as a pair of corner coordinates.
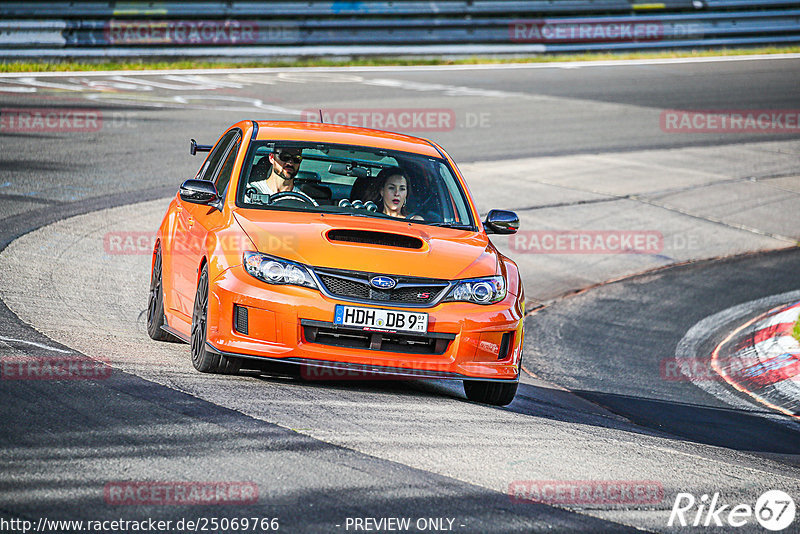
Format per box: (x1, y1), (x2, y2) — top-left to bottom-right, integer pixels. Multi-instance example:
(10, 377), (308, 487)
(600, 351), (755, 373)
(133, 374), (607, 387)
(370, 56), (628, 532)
(466, 139), (800, 305)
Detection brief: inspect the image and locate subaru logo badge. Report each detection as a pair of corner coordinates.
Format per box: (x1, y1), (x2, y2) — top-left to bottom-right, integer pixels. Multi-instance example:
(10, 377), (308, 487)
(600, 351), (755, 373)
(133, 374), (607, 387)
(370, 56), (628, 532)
(370, 276), (396, 290)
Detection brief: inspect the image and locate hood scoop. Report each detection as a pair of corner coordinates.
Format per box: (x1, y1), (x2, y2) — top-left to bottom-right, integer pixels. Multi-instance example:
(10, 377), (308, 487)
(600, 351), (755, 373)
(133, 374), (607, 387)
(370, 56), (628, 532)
(326, 229), (424, 250)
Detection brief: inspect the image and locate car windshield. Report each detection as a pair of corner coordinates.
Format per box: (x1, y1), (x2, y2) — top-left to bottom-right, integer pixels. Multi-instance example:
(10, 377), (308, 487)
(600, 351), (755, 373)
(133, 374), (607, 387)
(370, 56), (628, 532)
(236, 141), (475, 229)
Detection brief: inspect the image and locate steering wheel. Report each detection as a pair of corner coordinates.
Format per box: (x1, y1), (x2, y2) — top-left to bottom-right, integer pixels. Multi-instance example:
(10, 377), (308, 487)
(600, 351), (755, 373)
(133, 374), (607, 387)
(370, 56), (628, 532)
(269, 191), (319, 207)
(406, 196), (438, 222)
(412, 194), (436, 214)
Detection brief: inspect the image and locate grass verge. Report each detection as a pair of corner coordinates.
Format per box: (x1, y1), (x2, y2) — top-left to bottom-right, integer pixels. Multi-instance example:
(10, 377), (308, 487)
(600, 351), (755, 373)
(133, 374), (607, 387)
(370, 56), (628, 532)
(794, 315), (800, 345)
(1, 46), (799, 73)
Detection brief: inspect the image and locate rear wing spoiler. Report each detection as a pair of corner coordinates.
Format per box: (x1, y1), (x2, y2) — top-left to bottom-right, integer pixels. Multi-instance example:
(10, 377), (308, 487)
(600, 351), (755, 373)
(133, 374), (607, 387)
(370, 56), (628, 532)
(190, 139), (213, 156)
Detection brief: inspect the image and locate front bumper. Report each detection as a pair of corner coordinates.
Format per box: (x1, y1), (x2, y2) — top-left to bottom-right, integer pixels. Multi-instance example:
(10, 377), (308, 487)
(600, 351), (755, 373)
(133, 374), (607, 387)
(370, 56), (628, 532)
(205, 265), (524, 381)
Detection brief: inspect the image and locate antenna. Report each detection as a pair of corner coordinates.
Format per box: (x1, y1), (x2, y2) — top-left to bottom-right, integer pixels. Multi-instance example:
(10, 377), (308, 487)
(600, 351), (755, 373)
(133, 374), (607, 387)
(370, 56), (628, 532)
(319, 109), (324, 124)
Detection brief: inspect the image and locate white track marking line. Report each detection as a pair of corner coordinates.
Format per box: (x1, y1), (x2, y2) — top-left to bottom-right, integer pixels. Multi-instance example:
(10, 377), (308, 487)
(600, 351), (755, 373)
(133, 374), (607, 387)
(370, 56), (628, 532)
(0, 86), (37, 93)
(0, 335), (72, 354)
(1, 53), (798, 78)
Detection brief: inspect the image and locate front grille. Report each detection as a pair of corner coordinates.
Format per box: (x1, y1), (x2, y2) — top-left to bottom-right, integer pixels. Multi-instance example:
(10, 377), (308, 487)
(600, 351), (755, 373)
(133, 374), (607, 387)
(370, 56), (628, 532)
(313, 267), (449, 306)
(317, 274), (370, 299)
(391, 286), (440, 304)
(302, 321), (454, 355)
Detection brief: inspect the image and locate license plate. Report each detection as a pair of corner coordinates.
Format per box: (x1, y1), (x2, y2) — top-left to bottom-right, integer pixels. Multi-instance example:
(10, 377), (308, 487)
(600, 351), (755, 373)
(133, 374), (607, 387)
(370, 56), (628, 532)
(334, 305), (428, 333)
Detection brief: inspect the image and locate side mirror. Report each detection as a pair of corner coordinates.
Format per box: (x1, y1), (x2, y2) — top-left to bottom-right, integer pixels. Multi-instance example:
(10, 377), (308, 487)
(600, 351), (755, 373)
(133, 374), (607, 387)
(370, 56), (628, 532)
(484, 209), (519, 235)
(179, 179), (219, 206)
(190, 139), (213, 156)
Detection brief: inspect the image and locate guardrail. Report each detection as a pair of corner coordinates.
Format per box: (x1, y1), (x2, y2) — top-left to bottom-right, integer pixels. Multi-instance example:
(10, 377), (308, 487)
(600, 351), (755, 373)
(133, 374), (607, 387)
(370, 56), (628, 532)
(1, 1), (799, 58)
(0, 2), (643, 17)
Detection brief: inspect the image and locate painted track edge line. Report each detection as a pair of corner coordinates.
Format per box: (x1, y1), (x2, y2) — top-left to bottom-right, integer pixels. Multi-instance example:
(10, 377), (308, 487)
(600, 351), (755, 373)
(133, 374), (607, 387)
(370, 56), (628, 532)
(1, 53), (799, 78)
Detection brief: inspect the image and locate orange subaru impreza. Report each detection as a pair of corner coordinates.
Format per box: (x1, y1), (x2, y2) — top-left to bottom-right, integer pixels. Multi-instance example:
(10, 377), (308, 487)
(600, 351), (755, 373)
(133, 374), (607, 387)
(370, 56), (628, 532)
(148, 120), (524, 405)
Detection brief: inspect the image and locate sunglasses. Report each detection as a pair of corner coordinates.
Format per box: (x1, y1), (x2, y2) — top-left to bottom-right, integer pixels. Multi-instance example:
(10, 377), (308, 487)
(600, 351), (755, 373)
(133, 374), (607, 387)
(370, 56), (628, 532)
(274, 151), (303, 164)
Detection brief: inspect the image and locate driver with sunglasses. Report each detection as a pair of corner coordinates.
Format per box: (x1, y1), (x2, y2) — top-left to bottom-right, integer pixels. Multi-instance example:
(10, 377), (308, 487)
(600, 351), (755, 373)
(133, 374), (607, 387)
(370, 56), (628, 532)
(249, 147), (304, 196)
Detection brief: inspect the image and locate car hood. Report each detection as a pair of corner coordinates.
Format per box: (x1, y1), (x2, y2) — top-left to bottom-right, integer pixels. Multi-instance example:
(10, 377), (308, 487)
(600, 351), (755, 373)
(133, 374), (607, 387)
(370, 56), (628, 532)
(233, 210), (498, 280)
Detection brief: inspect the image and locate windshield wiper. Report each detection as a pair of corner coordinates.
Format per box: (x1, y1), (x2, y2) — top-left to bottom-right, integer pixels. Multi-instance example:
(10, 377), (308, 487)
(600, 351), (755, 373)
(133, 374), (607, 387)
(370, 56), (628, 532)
(426, 222), (474, 229)
(326, 210), (375, 219)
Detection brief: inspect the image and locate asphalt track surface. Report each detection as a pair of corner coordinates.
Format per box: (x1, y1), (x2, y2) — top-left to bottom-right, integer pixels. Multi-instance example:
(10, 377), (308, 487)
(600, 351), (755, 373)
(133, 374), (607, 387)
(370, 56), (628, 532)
(1, 57), (799, 533)
(528, 248), (800, 455)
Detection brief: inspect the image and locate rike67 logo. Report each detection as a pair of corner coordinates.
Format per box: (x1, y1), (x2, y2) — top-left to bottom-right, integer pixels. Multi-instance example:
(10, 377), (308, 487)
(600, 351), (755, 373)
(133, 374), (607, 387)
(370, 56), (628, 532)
(669, 490), (795, 531)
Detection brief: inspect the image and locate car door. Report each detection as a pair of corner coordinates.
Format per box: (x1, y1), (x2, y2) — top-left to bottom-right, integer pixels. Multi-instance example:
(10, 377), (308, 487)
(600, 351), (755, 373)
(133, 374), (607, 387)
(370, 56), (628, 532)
(170, 130), (239, 319)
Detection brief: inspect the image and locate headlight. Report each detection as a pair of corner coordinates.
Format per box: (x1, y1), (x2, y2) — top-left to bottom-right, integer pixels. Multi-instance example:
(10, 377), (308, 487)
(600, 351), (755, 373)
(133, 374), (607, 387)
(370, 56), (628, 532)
(445, 276), (506, 305)
(243, 251), (318, 289)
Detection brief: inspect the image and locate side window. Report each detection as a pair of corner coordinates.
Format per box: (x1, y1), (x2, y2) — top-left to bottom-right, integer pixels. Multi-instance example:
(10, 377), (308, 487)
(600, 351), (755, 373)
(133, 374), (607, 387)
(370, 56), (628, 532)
(213, 138), (241, 196)
(195, 130), (237, 181)
(438, 162), (469, 224)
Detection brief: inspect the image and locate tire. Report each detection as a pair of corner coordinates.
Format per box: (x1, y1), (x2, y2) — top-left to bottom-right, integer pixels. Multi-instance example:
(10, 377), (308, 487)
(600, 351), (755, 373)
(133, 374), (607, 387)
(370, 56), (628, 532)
(463, 380), (518, 406)
(191, 265), (241, 374)
(147, 247), (172, 341)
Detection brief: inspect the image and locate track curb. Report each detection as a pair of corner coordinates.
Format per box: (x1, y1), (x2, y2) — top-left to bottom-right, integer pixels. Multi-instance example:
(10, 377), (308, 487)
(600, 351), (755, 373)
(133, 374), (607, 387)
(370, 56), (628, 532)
(712, 300), (800, 419)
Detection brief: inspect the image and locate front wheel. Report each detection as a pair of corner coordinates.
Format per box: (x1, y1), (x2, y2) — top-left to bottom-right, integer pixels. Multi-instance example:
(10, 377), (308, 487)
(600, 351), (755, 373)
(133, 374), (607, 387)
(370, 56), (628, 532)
(147, 247), (172, 341)
(191, 265), (241, 374)
(463, 380), (518, 406)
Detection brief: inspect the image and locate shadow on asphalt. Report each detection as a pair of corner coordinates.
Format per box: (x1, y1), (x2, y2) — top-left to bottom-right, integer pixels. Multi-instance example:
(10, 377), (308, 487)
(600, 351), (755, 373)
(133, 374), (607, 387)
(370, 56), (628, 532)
(572, 389), (800, 456)
(0, 370), (636, 533)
